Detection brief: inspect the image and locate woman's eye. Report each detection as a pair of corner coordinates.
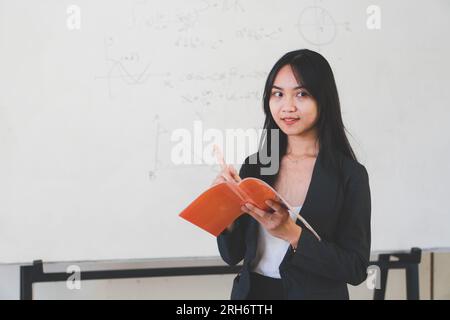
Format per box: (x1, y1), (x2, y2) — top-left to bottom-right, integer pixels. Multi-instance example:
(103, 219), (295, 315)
(272, 91), (282, 97)
(271, 91), (308, 98)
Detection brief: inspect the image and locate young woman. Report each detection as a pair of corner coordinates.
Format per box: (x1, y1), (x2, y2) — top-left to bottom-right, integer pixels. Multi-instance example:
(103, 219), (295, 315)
(213, 49), (371, 300)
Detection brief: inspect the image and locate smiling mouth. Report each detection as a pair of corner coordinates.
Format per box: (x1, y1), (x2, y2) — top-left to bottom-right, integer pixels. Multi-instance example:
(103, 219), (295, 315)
(281, 117), (300, 125)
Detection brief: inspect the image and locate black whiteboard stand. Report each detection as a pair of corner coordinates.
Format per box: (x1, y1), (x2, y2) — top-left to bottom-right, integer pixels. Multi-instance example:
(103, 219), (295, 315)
(20, 248), (422, 300)
(20, 260), (241, 300)
(372, 247), (422, 300)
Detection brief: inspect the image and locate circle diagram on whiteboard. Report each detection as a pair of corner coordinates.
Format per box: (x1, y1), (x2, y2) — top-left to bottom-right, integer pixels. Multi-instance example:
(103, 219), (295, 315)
(297, 6), (337, 46)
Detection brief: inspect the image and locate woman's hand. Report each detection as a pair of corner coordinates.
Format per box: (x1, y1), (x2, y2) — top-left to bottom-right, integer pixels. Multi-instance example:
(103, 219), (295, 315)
(210, 164), (241, 186)
(211, 164), (241, 232)
(241, 199), (302, 247)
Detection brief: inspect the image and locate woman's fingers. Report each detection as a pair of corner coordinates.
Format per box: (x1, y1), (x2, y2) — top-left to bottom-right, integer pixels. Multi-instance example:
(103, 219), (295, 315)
(220, 172), (231, 182)
(265, 199), (283, 212)
(244, 203), (270, 220)
(215, 164), (240, 183)
(242, 205), (264, 224)
(245, 203), (265, 217)
(228, 165), (242, 182)
(212, 165), (234, 184)
(222, 164), (240, 183)
(242, 202), (289, 233)
(211, 171), (227, 186)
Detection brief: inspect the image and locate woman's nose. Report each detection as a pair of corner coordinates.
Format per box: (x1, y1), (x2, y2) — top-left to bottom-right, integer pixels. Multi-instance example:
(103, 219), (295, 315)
(281, 97), (297, 112)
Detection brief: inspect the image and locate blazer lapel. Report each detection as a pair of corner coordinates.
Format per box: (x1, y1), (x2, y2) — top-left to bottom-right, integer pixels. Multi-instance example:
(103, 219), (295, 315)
(297, 150), (341, 236)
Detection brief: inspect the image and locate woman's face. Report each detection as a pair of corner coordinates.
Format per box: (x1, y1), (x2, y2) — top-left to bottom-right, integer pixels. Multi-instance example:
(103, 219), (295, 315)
(269, 64), (319, 136)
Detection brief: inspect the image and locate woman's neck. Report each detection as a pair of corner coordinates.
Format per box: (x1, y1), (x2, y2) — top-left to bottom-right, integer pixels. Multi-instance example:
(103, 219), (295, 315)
(286, 129), (319, 157)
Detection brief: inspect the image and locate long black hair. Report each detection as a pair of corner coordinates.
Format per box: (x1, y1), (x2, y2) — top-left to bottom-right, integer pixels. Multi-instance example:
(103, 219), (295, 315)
(256, 49), (357, 184)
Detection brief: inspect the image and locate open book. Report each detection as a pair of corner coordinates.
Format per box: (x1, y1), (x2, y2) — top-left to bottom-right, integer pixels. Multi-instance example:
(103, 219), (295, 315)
(179, 177), (321, 240)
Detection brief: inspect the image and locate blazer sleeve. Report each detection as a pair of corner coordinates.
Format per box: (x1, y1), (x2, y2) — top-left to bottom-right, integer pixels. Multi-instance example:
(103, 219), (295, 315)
(216, 158), (252, 266)
(289, 164), (371, 286)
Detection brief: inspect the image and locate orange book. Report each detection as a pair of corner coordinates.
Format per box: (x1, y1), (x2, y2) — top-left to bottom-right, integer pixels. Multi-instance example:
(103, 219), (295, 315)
(180, 144), (321, 240)
(179, 178), (296, 237)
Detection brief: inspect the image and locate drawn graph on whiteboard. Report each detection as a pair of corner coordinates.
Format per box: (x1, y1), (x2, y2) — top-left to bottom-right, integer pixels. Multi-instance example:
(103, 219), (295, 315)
(296, 6), (350, 47)
(95, 36), (171, 98)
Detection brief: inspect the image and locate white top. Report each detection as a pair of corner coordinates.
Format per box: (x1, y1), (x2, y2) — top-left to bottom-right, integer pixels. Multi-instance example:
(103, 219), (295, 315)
(250, 205), (302, 279)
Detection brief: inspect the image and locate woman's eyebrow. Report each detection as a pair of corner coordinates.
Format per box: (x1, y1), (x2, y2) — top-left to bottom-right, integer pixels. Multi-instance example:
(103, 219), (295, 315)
(271, 85), (304, 90)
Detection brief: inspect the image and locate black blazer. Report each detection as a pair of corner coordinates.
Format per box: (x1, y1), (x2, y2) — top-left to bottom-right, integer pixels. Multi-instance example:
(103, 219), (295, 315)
(217, 149), (371, 300)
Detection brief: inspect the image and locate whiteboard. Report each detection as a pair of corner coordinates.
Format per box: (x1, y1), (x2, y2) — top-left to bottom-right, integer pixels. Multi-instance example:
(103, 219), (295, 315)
(1, 0), (450, 263)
